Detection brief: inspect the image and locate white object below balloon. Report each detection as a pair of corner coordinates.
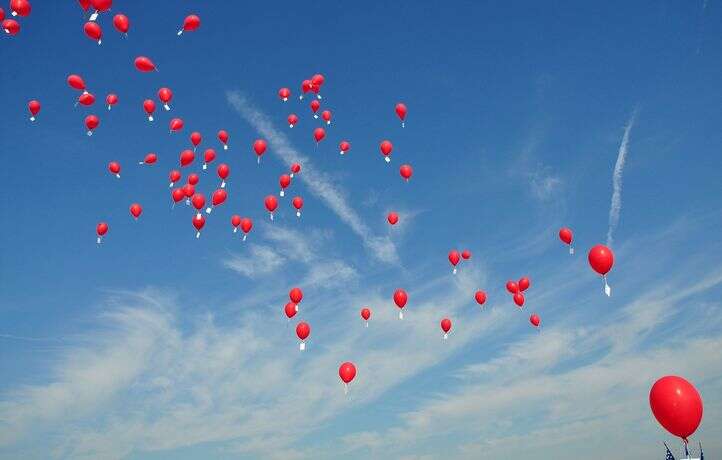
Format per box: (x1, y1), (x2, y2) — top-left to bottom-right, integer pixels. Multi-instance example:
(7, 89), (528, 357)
(299, 342), (305, 351)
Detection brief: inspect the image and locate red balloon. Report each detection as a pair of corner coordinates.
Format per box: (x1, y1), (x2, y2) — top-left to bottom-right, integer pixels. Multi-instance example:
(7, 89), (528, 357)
(399, 164), (413, 181)
(0, 7), (4, 21)
(106, 93), (118, 109)
(169, 118), (184, 132)
(83, 21), (102, 44)
(441, 318), (452, 335)
(287, 113), (298, 128)
(380, 140), (393, 162)
(171, 187), (184, 203)
(203, 148), (216, 168)
(180, 14), (200, 34)
(143, 99), (156, 121)
(321, 110), (332, 124)
(518, 277), (530, 292)
(301, 79), (312, 95)
(292, 196), (303, 217)
(530, 314), (540, 328)
(559, 227), (573, 245)
(84, 115), (99, 135)
(78, 92), (95, 106)
(112, 14), (129, 34)
(179, 149), (195, 167)
(78, 0), (90, 11)
(284, 302), (297, 319)
(2, 18), (20, 35)
(96, 222), (108, 243)
(289, 287), (303, 304)
(218, 130), (229, 149)
(182, 183), (195, 198)
(168, 170), (181, 186)
(191, 193), (206, 211)
(505, 280), (519, 294)
(339, 362), (356, 385)
(394, 289), (407, 308)
(240, 217), (253, 235)
(108, 161), (121, 177)
(231, 214), (241, 229)
(91, 0), (111, 12)
(28, 100), (40, 121)
(475, 290), (486, 306)
(448, 250), (461, 268)
(187, 173), (199, 186)
(217, 163), (229, 181)
(311, 74), (325, 87)
(67, 74), (86, 91)
(253, 139), (267, 160)
(313, 128), (325, 143)
(461, 250), (471, 260)
(10, 0), (30, 17)
(395, 102), (407, 126)
(650, 376), (703, 441)
(192, 214), (205, 237)
(296, 321), (310, 340)
(339, 140), (351, 155)
(360, 307), (371, 321)
(134, 56), (156, 72)
(158, 87), (173, 110)
(278, 87), (291, 101)
(290, 163), (301, 176)
(129, 203), (142, 219)
(310, 99), (320, 114)
(190, 131), (202, 147)
(387, 212), (399, 225)
(279, 174), (291, 196)
(210, 189), (227, 208)
(588, 244), (614, 275)
(513, 292), (525, 307)
(141, 153), (157, 165)
(265, 195), (278, 219)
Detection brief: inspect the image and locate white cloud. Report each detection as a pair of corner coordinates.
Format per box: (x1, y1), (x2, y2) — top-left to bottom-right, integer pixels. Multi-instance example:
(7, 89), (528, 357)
(226, 91), (398, 265)
(223, 243), (285, 278)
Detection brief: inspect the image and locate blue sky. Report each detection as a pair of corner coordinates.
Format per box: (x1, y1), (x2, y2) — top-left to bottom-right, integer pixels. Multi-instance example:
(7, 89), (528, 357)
(1, 1), (722, 459)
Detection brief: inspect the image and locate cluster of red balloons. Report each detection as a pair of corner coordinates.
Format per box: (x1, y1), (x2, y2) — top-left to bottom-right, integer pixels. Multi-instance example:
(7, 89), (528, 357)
(2, 0), (31, 37)
(447, 249), (472, 274)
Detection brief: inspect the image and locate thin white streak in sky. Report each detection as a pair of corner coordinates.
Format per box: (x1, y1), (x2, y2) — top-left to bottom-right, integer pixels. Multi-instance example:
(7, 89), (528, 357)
(607, 109), (638, 247)
(226, 91), (398, 264)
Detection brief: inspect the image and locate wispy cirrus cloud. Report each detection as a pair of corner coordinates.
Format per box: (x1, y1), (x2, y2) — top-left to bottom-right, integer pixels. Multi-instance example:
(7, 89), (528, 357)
(607, 108), (638, 247)
(226, 91), (398, 265)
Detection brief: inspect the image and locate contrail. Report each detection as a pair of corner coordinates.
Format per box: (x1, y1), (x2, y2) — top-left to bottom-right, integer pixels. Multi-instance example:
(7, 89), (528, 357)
(607, 109), (638, 247)
(226, 91), (398, 264)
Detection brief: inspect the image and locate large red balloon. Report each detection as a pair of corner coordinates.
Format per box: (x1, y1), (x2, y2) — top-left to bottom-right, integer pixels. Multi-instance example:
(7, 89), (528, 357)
(559, 227), (574, 254)
(78, 92), (95, 106)
(91, 0), (112, 12)
(279, 174), (291, 196)
(108, 161), (121, 178)
(2, 18), (20, 35)
(513, 292), (525, 307)
(290, 163), (301, 177)
(96, 221), (108, 244)
(169, 118), (184, 133)
(395, 102), (407, 127)
(207, 189), (227, 213)
(179, 149), (195, 167)
(360, 307), (371, 322)
(399, 164), (413, 181)
(321, 110), (332, 125)
(169, 170), (181, 187)
(83, 21), (102, 44)
(310, 99), (320, 115)
(28, 100), (40, 121)
(461, 249), (471, 260)
(106, 93), (118, 110)
(171, 188), (184, 204)
(278, 87), (291, 101)
(129, 203), (142, 219)
(296, 321), (310, 350)
(313, 128), (325, 143)
(143, 99), (156, 121)
(84, 115), (99, 136)
(393, 289), (407, 319)
(287, 113), (299, 128)
(179, 14), (200, 35)
(284, 302), (297, 319)
(649, 376), (703, 441)
(217, 163), (229, 188)
(505, 280), (519, 294)
(190, 131), (202, 148)
(112, 14), (129, 34)
(518, 277), (530, 292)
(253, 139), (267, 163)
(339, 140), (351, 155)
(140, 152), (157, 165)
(448, 250), (460, 273)
(289, 287), (303, 304)
(191, 193), (206, 214)
(530, 314), (541, 328)
(203, 148), (216, 169)
(134, 56), (156, 72)
(192, 214), (205, 238)
(292, 196), (304, 217)
(240, 217), (252, 240)
(158, 87), (173, 109)
(475, 291), (486, 306)
(380, 140), (393, 162)
(339, 362), (357, 389)
(10, 0), (31, 17)
(67, 74), (86, 91)
(265, 195), (278, 219)
(588, 244), (614, 275)
(440, 318), (452, 339)
(218, 130), (229, 149)
(387, 212), (399, 225)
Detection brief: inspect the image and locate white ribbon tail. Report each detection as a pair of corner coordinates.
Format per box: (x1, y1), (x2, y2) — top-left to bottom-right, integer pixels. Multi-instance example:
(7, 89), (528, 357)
(87, 131), (93, 136)
(97, 236), (102, 244)
(221, 181), (226, 188)
(89, 11), (98, 21)
(148, 115), (154, 121)
(444, 333), (448, 340)
(30, 116), (35, 121)
(206, 207), (212, 214)
(402, 122), (405, 128)
(196, 231), (200, 238)
(296, 211), (301, 217)
(223, 144), (228, 150)
(453, 267), (457, 274)
(242, 234), (247, 241)
(280, 190), (284, 197)
(177, 29), (183, 36)
(299, 342), (305, 351)
(202, 164), (207, 170)
(313, 114), (318, 119)
(399, 310), (403, 319)
(270, 213), (274, 221)
(107, 105), (111, 110)
(570, 246), (575, 255)
(365, 321), (369, 328)
(163, 104), (170, 111)
(97, 39), (102, 45)
(344, 383), (348, 394)
(169, 182), (174, 187)
(233, 228), (237, 233)
(115, 174), (120, 178)
(385, 156), (391, 163)
(604, 276), (611, 297)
